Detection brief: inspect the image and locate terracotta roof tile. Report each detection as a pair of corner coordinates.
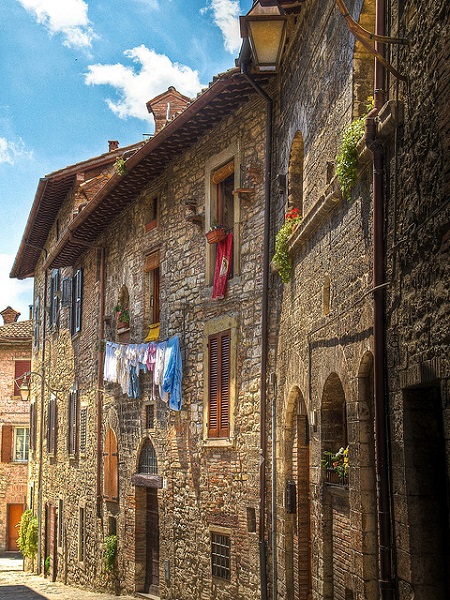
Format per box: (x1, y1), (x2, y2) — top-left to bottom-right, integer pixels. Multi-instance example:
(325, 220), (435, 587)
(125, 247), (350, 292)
(0, 320), (33, 341)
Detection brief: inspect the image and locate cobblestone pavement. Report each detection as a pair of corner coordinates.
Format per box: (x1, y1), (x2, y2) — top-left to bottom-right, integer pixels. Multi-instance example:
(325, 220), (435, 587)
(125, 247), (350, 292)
(0, 554), (137, 600)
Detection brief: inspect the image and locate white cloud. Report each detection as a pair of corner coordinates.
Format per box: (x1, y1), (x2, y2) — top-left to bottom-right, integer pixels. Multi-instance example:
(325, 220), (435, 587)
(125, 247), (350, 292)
(0, 255), (34, 322)
(16, 0), (95, 48)
(0, 137), (33, 165)
(203, 0), (241, 54)
(85, 45), (203, 122)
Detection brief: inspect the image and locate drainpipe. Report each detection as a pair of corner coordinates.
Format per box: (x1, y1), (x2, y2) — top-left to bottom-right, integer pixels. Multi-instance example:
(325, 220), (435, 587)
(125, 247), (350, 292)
(36, 267), (48, 575)
(241, 61), (272, 600)
(365, 1), (395, 597)
(96, 247), (106, 518)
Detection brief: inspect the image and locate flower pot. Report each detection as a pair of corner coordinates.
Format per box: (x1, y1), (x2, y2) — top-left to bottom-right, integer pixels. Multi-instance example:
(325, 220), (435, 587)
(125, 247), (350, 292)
(206, 228), (226, 244)
(116, 320), (129, 331)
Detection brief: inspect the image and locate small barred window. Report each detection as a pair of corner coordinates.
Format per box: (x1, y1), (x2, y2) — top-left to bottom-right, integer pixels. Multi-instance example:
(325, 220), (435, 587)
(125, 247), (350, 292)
(211, 532), (231, 580)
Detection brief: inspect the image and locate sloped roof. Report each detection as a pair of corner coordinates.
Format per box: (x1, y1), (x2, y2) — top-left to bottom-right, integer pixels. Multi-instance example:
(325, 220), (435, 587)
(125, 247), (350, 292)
(10, 141), (144, 280)
(11, 68), (270, 278)
(0, 320), (33, 342)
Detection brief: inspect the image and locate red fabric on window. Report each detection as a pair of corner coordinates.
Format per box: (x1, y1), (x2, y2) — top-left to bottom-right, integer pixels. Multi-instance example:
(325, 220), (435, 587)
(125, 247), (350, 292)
(212, 233), (233, 300)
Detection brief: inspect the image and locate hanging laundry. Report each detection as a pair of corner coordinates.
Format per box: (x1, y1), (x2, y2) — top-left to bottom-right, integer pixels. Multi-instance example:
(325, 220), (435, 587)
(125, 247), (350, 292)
(212, 232), (233, 299)
(104, 342), (118, 383)
(162, 335), (183, 411)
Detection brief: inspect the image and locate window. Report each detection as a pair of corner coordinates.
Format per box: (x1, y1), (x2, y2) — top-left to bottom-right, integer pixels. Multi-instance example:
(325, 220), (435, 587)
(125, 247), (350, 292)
(145, 196), (158, 232)
(138, 439), (158, 475)
(68, 388), (79, 456)
(144, 251), (160, 327)
(79, 406), (87, 454)
(71, 268), (83, 334)
(145, 403), (155, 430)
(78, 506), (86, 562)
(103, 428), (118, 502)
(209, 161), (236, 284)
(47, 396), (57, 455)
(13, 427), (29, 462)
(49, 269), (60, 327)
(211, 532), (231, 580)
(57, 499), (63, 548)
(33, 297), (40, 349)
(61, 277), (72, 307)
(208, 330), (231, 438)
(29, 402), (36, 453)
(14, 360), (31, 397)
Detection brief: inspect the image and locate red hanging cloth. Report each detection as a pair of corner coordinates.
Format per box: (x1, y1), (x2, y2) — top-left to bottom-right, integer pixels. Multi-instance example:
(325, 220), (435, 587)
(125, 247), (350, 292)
(212, 232), (233, 299)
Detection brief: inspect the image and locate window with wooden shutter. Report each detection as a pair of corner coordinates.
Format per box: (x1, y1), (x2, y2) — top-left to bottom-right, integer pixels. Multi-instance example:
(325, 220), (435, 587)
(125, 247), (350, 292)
(103, 428), (118, 502)
(68, 389), (78, 456)
(71, 269), (83, 335)
(49, 269), (60, 327)
(208, 330), (231, 438)
(14, 360), (31, 397)
(1, 425), (13, 462)
(47, 396), (57, 455)
(79, 407), (87, 454)
(29, 402), (36, 453)
(144, 251), (160, 326)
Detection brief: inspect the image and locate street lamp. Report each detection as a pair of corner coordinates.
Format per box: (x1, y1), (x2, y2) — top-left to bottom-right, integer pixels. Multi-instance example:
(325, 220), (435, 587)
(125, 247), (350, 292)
(239, 0), (288, 72)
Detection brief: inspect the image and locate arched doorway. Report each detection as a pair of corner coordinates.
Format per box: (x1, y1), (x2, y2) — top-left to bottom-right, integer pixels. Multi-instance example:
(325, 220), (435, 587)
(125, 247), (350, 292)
(285, 387), (311, 600)
(135, 439), (160, 596)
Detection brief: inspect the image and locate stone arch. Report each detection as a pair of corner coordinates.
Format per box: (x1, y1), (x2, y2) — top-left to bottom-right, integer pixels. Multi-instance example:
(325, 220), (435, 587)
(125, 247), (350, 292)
(352, 0), (376, 118)
(137, 438), (159, 475)
(357, 352), (379, 599)
(320, 373), (348, 600)
(284, 386), (311, 600)
(287, 131), (304, 215)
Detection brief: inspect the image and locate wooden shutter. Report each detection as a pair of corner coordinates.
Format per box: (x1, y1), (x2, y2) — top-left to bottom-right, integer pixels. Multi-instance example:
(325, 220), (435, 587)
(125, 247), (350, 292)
(103, 428), (118, 502)
(29, 403), (36, 452)
(14, 360), (31, 396)
(208, 330), (231, 438)
(71, 269), (83, 334)
(1, 425), (12, 462)
(68, 390), (78, 455)
(47, 398), (57, 455)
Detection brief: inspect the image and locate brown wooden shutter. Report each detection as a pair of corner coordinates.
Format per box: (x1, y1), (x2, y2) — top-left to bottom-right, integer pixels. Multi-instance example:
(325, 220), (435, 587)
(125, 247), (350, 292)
(29, 403), (36, 452)
(47, 398), (57, 454)
(208, 335), (219, 437)
(14, 360), (31, 396)
(1, 425), (12, 462)
(219, 332), (230, 437)
(208, 330), (231, 438)
(68, 391), (78, 455)
(103, 428), (118, 502)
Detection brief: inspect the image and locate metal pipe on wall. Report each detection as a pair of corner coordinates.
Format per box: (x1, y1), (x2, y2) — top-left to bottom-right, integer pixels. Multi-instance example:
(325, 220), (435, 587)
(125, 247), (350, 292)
(96, 247), (106, 518)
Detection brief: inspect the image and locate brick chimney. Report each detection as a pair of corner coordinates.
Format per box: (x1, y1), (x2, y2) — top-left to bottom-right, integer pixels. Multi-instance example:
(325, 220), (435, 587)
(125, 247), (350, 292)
(146, 87), (191, 133)
(108, 140), (119, 152)
(1, 306), (21, 324)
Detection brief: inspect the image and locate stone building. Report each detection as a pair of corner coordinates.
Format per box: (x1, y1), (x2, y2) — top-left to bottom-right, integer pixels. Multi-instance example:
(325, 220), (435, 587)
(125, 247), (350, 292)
(10, 0), (450, 599)
(11, 72), (272, 598)
(0, 307), (32, 552)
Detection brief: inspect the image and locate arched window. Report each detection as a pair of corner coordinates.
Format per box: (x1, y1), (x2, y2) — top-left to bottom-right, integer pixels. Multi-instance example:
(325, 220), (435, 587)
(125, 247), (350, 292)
(288, 131), (304, 216)
(138, 439), (158, 475)
(103, 428), (118, 502)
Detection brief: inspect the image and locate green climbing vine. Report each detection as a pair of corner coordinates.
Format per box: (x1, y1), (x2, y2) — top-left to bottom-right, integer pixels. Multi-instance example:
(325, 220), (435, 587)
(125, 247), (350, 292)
(114, 157), (126, 176)
(272, 207), (302, 284)
(336, 99), (374, 200)
(17, 509), (38, 559)
(104, 534), (118, 572)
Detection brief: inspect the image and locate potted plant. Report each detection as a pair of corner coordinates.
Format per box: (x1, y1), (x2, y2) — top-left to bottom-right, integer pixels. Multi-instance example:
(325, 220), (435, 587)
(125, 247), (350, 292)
(206, 223), (226, 244)
(272, 207), (302, 283)
(115, 304), (130, 330)
(104, 534), (118, 573)
(321, 446), (349, 485)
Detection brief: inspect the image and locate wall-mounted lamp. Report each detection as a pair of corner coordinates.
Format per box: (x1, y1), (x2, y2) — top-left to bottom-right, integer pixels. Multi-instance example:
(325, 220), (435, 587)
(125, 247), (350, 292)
(15, 371), (64, 401)
(239, 0), (288, 72)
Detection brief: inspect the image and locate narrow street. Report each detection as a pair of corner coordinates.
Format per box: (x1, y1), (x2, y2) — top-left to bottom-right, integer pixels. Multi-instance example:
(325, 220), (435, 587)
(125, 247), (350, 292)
(0, 554), (136, 600)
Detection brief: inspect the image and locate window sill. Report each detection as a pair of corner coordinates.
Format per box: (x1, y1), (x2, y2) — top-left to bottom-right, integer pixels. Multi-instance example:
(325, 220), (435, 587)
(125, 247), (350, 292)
(145, 220), (157, 233)
(202, 437), (235, 449)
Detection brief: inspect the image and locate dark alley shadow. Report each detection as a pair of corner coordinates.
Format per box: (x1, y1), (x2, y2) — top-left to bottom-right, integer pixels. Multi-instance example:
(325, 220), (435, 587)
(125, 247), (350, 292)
(0, 585), (48, 599)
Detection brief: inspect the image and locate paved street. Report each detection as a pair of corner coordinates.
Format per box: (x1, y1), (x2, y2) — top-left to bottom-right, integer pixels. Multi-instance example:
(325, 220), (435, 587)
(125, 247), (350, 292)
(0, 554), (137, 600)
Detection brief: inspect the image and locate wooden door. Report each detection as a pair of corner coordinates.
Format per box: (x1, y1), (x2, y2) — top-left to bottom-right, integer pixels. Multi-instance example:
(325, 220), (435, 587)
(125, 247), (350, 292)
(145, 488), (160, 595)
(7, 504), (23, 551)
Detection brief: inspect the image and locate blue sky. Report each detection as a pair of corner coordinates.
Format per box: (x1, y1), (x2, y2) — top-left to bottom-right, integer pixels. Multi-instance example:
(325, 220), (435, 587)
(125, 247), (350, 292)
(0, 0), (252, 321)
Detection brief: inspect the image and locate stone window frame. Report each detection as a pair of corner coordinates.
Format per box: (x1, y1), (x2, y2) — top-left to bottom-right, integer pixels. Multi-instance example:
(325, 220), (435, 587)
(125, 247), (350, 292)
(204, 143), (241, 285)
(78, 501), (86, 565)
(210, 525), (232, 582)
(13, 426), (29, 462)
(202, 315), (237, 447)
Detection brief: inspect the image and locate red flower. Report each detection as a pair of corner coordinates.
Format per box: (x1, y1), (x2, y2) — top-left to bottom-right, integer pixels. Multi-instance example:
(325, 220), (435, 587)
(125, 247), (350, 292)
(285, 207), (300, 220)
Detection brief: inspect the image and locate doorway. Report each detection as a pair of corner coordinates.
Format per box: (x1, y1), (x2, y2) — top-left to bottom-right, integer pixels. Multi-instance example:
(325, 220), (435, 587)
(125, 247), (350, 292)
(403, 386), (450, 599)
(145, 488), (160, 595)
(7, 504), (23, 551)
